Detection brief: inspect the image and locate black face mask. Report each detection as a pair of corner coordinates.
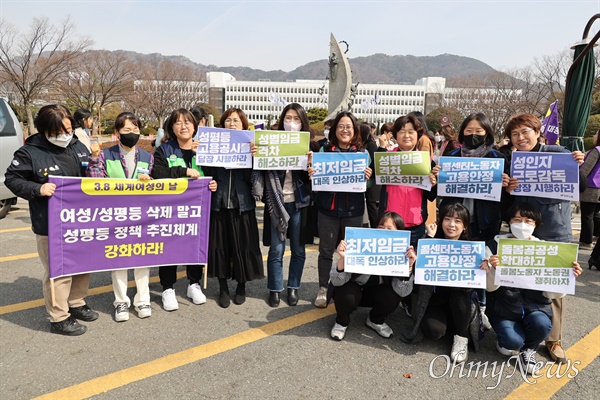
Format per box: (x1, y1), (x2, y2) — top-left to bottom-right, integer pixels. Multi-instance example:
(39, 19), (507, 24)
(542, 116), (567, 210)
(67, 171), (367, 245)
(463, 134), (485, 149)
(119, 132), (140, 148)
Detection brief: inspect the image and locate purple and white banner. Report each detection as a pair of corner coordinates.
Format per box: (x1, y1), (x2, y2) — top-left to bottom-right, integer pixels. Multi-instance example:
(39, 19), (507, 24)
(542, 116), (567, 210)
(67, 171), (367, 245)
(196, 126), (253, 169)
(48, 177), (212, 279)
(510, 152), (579, 201)
(541, 100), (560, 146)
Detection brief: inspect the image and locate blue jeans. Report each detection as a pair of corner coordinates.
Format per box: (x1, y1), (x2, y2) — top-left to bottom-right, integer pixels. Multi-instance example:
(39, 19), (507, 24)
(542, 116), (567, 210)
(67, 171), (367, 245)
(490, 311), (552, 351)
(267, 202), (306, 292)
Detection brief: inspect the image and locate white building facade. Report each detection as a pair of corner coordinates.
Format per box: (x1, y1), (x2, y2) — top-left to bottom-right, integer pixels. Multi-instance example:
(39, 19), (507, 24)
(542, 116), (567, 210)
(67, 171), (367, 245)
(206, 72), (447, 125)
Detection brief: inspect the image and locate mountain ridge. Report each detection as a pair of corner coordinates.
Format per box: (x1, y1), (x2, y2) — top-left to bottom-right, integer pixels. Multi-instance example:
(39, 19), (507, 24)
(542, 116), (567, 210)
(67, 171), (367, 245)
(113, 50), (502, 83)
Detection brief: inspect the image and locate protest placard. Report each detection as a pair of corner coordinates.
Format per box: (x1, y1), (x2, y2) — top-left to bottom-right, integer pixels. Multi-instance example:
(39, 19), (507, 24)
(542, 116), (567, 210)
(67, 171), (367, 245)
(415, 238), (486, 289)
(311, 152), (368, 192)
(495, 238), (577, 295)
(196, 126), (253, 169)
(510, 152), (579, 201)
(437, 156), (504, 202)
(47, 176), (212, 279)
(343, 227), (411, 277)
(253, 130), (309, 170)
(375, 151), (432, 190)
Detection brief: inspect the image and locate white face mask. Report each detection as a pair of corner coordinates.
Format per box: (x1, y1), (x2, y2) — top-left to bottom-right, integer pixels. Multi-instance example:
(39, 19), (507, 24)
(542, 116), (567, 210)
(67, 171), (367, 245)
(510, 222), (535, 240)
(434, 135), (444, 143)
(323, 129), (330, 136)
(47, 133), (73, 148)
(284, 120), (302, 132)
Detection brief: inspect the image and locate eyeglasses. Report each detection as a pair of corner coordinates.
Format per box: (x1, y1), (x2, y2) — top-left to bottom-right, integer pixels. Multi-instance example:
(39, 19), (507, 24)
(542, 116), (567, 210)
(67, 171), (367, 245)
(510, 128), (534, 138)
(509, 217), (536, 226)
(174, 121), (194, 127)
(225, 118), (241, 125)
(284, 115), (301, 122)
(337, 125), (353, 131)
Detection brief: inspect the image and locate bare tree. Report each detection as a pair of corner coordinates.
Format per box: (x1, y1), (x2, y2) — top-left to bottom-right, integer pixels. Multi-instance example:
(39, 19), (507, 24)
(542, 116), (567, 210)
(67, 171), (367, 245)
(0, 17), (92, 135)
(55, 50), (135, 128)
(125, 58), (205, 128)
(443, 74), (522, 136)
(443, 62), (571, 138)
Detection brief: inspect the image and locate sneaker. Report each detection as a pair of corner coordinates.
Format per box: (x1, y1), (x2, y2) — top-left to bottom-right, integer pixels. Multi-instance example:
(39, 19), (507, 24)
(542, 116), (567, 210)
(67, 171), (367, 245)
(187, 283), (207, 305)
(520, 348), (541, 375)
(50, 316), (87, 336)
(546, 340), (567, 363)
(496, 341), (519, 357)
(366, 316), (394, 338)
(480, 306), (492, 330)
(450, 334), (469, 363)
(114, 303), (129, 322)
(68, 304), (99, 322)
(579, 242), (593, 249)
(314, 286), (327, 308)
(161, 288), (179, 311)
(136, 304), (152, 319)
(330, 323), (348, 341)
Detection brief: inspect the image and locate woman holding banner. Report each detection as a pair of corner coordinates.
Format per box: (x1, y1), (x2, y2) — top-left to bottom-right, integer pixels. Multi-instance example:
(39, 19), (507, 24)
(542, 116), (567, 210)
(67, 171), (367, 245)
(152, 108), (217, 312)
(400, 203), (481, 363)
(204, 108), (264, 308)
(252, 103), (314, 307)
(434, 113), (510, 331)
(308, 111), (372, 308)
(87, 112), (154, 321)
(378, 114), (437, 249)
(5, 104), (98, 335)
(481, 202), (582, 374)
(329, 212), (417, 341)
(504, 113), (584, 364)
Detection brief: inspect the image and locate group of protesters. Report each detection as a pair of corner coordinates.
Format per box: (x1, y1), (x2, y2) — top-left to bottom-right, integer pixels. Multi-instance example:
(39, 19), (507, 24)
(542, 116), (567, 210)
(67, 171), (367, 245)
(4, 102), (587, 375)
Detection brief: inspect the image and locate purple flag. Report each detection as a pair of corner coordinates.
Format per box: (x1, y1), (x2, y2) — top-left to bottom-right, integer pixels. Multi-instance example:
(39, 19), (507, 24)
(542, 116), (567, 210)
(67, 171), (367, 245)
(48, 177), (212, 279)
(541, 100), (560, 145)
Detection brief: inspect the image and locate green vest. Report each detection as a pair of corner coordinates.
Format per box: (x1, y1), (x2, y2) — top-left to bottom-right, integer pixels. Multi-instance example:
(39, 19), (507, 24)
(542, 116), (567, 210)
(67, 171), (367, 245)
(103, 145), (151, 179)
(161, 140), (204, 175)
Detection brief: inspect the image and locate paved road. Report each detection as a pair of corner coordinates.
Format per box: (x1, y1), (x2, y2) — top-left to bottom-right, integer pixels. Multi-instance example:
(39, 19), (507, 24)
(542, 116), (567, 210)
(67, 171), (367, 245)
(0, 199), (598, 399)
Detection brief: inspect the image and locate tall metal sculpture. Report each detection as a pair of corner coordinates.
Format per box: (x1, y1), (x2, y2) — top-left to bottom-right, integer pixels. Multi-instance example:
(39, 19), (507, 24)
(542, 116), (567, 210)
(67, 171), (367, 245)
(326, 33), (353, 120)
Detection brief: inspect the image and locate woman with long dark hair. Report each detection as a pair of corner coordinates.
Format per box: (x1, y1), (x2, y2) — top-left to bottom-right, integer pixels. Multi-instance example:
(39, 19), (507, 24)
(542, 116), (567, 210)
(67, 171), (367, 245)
(308, 111), (372, 308)
(73, 108), (93, 152)
(253, 103), (315, 307)
(204, 108), (264, 308)
(434, 113), (510, 331)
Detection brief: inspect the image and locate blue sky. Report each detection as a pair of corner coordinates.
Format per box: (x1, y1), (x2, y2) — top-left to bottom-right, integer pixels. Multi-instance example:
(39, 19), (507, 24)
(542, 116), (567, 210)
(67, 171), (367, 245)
(1, 0), (598, 74)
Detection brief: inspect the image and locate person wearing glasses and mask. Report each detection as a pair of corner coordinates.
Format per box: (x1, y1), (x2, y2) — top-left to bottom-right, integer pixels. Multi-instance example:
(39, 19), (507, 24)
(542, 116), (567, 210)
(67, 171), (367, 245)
(152, 108), (217, 312)
(504, 113), (585, 364)
(203, 108), (264, 308)
(5, 104), (97, 336)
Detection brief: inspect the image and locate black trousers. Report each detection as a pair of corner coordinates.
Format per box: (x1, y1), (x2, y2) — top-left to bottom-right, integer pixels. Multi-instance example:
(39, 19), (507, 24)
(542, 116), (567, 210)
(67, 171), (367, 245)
(333, 280), (401, 326)
(421, 287), (471, 339)
(580, 202), (600, 244)
(159, 265), (202, 290)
